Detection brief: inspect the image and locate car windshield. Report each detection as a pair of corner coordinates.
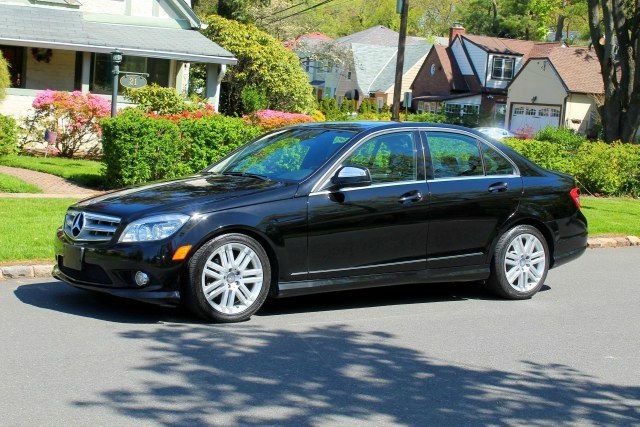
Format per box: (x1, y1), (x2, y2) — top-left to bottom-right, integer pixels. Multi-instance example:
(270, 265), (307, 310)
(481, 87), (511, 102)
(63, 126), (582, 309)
(208, 128), (356, 181)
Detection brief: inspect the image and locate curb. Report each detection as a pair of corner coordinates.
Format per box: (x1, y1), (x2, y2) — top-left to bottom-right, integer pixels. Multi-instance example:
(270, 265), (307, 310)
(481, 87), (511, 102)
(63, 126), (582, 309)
(1, 236), (639, 281)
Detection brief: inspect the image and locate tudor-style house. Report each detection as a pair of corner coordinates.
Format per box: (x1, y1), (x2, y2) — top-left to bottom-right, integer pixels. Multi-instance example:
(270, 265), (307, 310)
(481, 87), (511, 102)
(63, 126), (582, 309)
(412, 24), (538, 125)
(0, 0), (236, 118)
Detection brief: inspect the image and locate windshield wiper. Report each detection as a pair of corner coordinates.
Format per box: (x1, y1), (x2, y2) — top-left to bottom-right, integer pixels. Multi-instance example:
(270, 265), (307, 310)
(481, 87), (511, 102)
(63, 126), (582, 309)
(222, 171), (270, 181)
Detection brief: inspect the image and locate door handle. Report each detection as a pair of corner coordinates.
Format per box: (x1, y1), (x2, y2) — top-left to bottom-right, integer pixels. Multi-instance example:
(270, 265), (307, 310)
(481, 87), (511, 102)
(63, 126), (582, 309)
(488, 182), (508, 193)
(399, 190), (423, 204)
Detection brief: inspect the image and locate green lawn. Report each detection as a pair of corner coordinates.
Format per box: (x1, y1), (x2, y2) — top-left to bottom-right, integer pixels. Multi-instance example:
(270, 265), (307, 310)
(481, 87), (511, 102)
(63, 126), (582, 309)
(0, 154), (104, 189)
(581, 196), (640, 236)
(0, 196), (637, 263)
(0, 173), (42, 193)
(0, 198), (78, 263)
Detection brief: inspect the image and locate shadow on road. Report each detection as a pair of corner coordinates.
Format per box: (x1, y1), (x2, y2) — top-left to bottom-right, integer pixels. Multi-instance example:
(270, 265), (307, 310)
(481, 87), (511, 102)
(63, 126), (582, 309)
(68, 323), (639, 425)
(14, 279), (549, 323)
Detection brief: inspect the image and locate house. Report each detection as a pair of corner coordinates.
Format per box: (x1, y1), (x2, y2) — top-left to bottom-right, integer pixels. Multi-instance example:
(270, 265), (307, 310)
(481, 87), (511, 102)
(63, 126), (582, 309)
(412, 24), (538, 124)
(284, 32), (334, 101)
(0, 0), (237, 119)
(506, 44), (603, 135)
(287, 26), (432, 109)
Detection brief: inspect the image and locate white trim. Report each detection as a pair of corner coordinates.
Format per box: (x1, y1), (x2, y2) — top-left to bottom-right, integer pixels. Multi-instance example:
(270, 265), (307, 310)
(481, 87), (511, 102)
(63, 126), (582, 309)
(291, 258), (426, 276)
(310, 180), (425, 196)
(0, 38), (238, 65)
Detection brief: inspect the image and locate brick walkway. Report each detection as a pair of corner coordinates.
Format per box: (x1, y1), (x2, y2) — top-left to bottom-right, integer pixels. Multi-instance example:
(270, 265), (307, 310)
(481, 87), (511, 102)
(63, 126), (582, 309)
(0, 166), (101, 198)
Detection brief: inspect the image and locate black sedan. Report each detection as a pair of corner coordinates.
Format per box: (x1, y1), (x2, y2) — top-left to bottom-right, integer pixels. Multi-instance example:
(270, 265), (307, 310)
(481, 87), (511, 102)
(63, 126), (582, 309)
(53, 122), (588, 322)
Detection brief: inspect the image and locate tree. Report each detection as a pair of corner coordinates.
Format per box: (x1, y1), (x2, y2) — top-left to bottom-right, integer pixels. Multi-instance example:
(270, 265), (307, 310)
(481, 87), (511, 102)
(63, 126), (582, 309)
(200, 15), (315, 115)
(587, 0), (639, 142)
(192, 0), (271, 22)
(458, 0), (558, 40)
(0, 51), (9, 101)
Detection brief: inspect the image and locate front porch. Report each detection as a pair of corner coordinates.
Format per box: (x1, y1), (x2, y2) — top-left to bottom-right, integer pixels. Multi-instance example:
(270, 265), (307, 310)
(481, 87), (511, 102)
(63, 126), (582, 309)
(0, 3), (236, 119)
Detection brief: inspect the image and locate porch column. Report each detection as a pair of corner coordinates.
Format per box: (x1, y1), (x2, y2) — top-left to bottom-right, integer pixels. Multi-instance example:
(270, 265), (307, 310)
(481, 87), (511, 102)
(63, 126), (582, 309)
(205, 63), (226, 112)
(81, 51), (91, 93)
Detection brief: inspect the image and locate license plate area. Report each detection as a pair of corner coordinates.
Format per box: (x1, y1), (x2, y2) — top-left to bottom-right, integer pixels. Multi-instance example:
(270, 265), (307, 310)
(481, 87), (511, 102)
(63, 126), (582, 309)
(63, 244), (84, 271)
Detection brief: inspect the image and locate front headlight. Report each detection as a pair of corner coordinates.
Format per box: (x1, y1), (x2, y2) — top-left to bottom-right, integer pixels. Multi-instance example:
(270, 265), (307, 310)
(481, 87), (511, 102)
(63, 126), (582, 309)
(119, 214), (190, 243)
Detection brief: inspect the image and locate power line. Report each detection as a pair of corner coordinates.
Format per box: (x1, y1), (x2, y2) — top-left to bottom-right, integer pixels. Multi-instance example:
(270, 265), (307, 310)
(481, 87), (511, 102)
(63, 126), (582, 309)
(256, 0), (309, 21)
(266, 0), (337, 24)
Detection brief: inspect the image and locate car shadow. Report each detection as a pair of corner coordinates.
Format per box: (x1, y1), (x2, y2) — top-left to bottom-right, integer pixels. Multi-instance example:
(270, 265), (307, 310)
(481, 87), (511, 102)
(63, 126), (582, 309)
(14, 279), (551, 324)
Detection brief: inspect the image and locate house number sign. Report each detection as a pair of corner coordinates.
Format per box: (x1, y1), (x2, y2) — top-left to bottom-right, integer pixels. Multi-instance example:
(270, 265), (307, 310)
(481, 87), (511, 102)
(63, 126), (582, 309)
(120, 74), (148, 89)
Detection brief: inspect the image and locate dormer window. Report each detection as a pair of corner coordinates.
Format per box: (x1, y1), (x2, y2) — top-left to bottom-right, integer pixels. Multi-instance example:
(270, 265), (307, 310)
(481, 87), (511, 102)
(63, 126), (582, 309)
(491, 57), (515, 80)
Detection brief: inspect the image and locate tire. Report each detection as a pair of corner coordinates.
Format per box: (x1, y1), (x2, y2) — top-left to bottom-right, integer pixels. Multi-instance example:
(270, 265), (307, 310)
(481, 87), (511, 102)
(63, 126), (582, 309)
(184, 233), (272, 323)
(486, 225), (549, 300)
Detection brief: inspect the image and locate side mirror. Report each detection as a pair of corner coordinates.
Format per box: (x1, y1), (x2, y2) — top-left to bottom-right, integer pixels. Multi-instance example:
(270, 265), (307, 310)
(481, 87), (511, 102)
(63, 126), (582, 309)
(330, 166), (372, 189)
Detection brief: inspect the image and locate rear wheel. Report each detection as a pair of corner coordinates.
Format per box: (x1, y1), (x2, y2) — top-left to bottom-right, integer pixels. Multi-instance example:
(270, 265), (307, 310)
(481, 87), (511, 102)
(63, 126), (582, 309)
(185, 233), (271, 322)
(487, 225), (549, 299)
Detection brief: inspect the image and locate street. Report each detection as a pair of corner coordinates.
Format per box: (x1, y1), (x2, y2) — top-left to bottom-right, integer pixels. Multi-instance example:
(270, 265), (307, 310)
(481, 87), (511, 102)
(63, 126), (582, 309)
(1, 247), (639, 426)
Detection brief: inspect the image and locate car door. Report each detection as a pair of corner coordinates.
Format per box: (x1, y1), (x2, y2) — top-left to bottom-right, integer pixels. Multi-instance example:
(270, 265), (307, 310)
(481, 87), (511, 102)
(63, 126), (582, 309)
(306, 130), (429, 279)
(424, 130), (523, 268)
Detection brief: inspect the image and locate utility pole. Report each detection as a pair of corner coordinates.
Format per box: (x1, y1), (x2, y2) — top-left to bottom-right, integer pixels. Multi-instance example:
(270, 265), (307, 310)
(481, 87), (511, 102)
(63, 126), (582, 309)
(391, 0), (409, 121)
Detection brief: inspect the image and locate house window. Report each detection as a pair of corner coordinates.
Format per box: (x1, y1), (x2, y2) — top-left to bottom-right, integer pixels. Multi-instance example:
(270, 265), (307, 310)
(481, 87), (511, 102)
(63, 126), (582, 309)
(538, 108), (549, 117)
(0, 45), (25, 88)
(514, 106), (525, 115)
(445, 103), (461, 115)
(417, 101), (425, 113)
(550, 108), (561, 117)
(491, 57), (515, 80)
(347, 71), (352, 80)
(462, 104), (479, 115)
(304, 59), (310, 72)
(526, 108), (537, 116)
(91, 53), (170, 94)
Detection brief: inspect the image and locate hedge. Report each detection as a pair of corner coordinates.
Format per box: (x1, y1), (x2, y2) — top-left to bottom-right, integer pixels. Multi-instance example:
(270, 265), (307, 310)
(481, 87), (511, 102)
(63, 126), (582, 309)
(0, 52), (9, 101)
(101, 109), (260, 187)
(0, 114), (18, 156)
(504, 137), (640, 196)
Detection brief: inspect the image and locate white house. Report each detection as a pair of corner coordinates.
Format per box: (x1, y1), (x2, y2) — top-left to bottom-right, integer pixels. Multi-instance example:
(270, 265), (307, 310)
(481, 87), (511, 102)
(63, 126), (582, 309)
(0, 0), (237, 118)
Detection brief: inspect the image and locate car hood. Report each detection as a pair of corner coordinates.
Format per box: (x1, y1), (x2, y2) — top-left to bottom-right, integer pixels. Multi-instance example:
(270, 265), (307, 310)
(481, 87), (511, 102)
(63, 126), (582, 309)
(74, 174), (292, 218)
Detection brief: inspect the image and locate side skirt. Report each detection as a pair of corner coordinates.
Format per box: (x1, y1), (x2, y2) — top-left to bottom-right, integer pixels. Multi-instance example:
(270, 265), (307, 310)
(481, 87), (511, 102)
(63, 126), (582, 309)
(275, 266), (491, 298)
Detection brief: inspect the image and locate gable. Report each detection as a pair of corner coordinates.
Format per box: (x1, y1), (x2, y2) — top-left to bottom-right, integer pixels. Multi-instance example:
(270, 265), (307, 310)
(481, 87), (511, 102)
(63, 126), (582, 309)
(508, 59), (567, 104)
(76, 0), (201, 29)
(450, 37), (473, 76)
(411, 47), (453, 96)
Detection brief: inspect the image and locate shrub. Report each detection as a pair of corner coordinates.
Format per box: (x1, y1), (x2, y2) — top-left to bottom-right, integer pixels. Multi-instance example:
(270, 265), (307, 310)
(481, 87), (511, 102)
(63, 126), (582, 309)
(0, 114), (18, 156)
(124, 84), (191, 115)
(201, 15), (315, 115)
(244, 109), (315, 131)
(178, 114), (261, 171)
(535, 126), (586, 151)
(318, 98), (349, 121)
(504, 137), (640, 196)
(406, 112), (449, 123)
(23, 90), (110, 157)
(240, 86), (268, 113)
(101, 110), (261, 187)
(0, 52), (9, 101)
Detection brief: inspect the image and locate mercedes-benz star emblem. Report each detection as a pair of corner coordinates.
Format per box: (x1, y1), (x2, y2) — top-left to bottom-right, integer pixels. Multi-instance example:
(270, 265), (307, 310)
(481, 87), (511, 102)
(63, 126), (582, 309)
(71, 213), (85, 237)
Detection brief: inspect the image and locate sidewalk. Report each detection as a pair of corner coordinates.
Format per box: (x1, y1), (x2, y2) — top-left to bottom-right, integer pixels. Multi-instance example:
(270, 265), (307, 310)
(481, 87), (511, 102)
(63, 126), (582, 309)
(0, 165), (101, 198)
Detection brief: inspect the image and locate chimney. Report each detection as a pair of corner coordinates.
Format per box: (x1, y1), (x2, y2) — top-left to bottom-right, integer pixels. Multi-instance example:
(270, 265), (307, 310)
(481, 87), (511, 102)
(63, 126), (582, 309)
(449, 23), (466, 44)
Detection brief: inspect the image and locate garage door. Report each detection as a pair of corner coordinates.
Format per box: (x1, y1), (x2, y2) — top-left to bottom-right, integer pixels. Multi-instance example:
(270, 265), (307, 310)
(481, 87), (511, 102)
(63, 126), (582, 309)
(509, 104), (561, 133)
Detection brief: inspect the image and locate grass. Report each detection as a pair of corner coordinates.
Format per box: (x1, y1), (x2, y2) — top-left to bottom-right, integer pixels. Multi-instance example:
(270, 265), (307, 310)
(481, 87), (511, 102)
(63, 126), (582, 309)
(0, 173), (42, 193)
(0, 198), (78, 263)
(581, 196), (640, 237)
(0, 196), (637, 263)
(0, 154), (104, 189)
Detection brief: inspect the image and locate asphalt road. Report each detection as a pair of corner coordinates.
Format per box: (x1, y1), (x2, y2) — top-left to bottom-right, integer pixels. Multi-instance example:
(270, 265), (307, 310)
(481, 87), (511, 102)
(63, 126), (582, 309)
(2, 247), (639, 426)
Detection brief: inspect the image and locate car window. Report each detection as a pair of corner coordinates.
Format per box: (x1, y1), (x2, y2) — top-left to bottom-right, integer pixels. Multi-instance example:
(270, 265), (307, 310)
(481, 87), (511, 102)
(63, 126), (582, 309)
(344, 132), (417, 184)
(426, 132), (483, 179)
(211, 128), (356, 181)
(482, 143), (515, 175)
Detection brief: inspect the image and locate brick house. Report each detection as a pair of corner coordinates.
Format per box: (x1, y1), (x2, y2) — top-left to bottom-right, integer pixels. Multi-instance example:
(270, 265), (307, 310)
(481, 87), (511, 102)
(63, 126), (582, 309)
(411, 25), (539, 125)
(0, 0), (236, 119)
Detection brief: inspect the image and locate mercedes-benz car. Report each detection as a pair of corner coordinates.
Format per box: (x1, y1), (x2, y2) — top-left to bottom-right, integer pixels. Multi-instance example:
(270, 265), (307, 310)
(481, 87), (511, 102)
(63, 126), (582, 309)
(53, 122), (588, 322)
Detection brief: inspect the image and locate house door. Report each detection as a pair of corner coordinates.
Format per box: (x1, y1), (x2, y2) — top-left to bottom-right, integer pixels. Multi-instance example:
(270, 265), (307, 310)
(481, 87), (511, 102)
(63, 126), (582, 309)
(509, 104), (561, 133)
(0, 45), (25, 87)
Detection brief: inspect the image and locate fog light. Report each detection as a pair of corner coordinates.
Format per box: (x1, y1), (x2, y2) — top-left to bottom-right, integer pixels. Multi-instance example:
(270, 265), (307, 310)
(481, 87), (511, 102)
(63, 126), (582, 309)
(134, 271), (149, 287)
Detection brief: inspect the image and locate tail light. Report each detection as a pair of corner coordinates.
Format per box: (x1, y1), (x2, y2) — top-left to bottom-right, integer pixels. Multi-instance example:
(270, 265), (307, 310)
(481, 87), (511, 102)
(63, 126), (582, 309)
(569, 187), (581, 209)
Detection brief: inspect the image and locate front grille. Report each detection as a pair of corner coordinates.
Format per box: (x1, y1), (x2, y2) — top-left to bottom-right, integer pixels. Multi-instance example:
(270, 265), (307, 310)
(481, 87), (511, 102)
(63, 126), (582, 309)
(58, 257), (112, 285)
(64, 210), (121, 242)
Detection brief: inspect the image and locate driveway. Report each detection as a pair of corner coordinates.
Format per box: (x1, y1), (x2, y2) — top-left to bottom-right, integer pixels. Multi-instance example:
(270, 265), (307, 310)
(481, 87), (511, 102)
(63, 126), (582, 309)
(2, 248), (639, 426)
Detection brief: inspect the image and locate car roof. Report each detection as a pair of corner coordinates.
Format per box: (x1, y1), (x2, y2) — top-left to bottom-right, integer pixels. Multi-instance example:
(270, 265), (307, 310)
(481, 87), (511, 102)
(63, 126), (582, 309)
(295, 121), (478, 134)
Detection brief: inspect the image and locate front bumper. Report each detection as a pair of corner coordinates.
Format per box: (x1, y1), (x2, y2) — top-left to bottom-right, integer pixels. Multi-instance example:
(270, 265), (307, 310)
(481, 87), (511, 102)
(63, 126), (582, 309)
(53, 228), (185, 306)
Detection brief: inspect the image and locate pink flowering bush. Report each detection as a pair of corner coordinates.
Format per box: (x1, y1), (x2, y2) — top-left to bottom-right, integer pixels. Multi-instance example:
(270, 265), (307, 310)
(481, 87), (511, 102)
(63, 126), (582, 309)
(244, 109), (315, 131)
(25, 90), (111, 157)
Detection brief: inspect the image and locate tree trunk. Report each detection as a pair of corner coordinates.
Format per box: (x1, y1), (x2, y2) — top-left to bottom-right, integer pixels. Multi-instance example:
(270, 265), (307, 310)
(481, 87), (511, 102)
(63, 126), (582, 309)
(587, 0), (639, 143)
(554, 15), (565, 41)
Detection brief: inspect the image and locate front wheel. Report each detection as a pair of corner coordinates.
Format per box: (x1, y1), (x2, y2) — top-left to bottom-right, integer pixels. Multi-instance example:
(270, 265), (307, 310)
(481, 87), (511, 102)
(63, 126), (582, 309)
(185, 233), (271, 322)
(486, 225), (549, 299)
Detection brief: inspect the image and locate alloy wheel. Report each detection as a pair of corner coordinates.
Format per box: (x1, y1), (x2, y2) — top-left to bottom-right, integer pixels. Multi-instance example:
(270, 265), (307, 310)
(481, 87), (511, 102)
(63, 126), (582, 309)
(200, 243), (264, 315)
(503, 233), (546, 292)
